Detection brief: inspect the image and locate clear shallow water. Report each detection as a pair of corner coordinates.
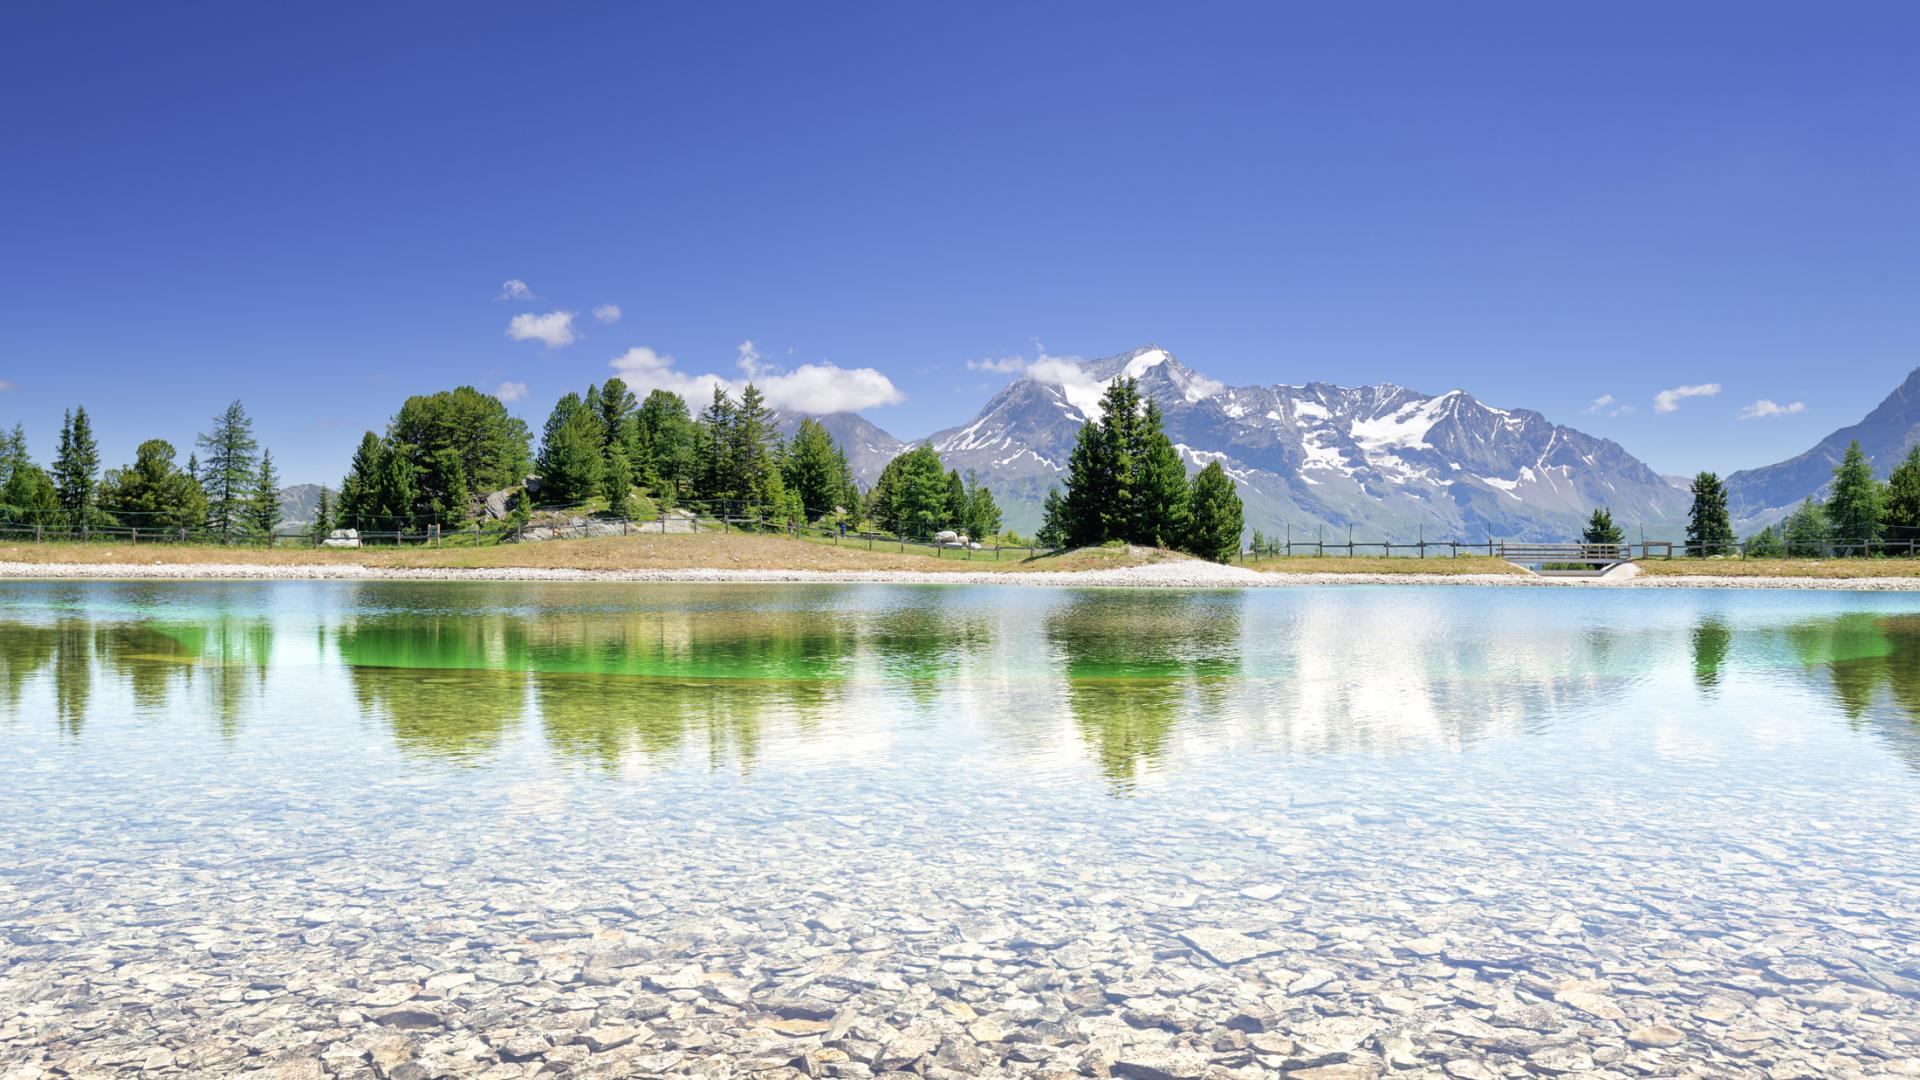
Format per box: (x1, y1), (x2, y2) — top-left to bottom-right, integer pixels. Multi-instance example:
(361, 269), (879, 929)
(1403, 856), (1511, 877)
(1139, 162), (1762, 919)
(3, 582), (1920, 1078)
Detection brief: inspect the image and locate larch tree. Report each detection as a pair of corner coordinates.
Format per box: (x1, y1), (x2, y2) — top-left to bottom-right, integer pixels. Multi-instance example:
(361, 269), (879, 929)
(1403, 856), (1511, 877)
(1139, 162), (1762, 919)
(196, 401), (260, 542)
(1824, 440), (1884, 552)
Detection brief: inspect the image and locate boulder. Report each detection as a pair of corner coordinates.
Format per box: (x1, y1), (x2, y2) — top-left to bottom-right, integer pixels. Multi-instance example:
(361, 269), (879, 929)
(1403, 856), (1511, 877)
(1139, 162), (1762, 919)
(321, 529), (361, 549)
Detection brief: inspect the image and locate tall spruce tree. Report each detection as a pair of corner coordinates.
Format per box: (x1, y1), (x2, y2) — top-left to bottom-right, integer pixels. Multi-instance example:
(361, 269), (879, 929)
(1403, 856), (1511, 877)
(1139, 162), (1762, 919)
(944, 469), (968, 531)
(534, 392), (605, 504)
(781, 419), (843, 520)
(696, 386), (738, 501)
(604, 446), (634, 518)
(1825, 440), (1883, 553)
(246, 449), (282, 540)
(636, 389), (698, 500)
(1184, 461), (1244, 563)
(310, 487), (334, 542)
(196, 401), (260, 542)
(337, 432), (383, 528)
(964, 472), (1001, 542)
(52, 407), (102, 528)
(1131, 400), (1191, 548)
(731, 383), (779, 511)
(1685, 471), (1735, 557)
(1036, 488), (1067, 549)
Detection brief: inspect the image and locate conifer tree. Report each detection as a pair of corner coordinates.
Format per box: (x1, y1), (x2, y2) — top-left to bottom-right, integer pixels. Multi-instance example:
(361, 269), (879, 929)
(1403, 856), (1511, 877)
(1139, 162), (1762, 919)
(696, 386), (738, 501)
(1582, 506), (1624, 546)
(52, 407), (101, 527)
(964, 472), (1001, 543)
(1131, 400), (1191, 548)
(1184, 461), (1244, 563)
(635, 389), (697, 501)
(100, 439), (206, 531)
(337, 432), (383, 528)
(1030, 488), (1062, 548)
(1781, 497), (1830, 557)
(1825, 440), (1883, 553)
(1884, 444), (1920, 537)
(197, 401), (260, 542)
(1685, 471), (1735, 557)
(731, 383), (779, 511)
(310, 487), (334, 543)
(534, 392), (605, 504)
(246, 449), (282, 540)
(944, 469), (968, 531)
(604, 446), (634, 518)
(1744, 524), (1783, 558)
(780, 419), (843, 520)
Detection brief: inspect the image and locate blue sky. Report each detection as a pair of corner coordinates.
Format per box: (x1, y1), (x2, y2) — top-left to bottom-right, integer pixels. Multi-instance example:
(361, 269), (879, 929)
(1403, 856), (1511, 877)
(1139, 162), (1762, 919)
(3, 2), (1917, 485)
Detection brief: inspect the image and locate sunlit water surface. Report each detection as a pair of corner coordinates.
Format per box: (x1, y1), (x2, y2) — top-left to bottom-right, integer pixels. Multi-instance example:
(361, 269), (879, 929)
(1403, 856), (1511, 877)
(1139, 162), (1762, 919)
(3, 582), (1920, 1077)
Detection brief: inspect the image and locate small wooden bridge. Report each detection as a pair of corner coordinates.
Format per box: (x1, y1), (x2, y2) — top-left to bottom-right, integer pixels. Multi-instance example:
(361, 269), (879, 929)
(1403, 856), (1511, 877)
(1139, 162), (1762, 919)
(1495, 542), (1633, 577)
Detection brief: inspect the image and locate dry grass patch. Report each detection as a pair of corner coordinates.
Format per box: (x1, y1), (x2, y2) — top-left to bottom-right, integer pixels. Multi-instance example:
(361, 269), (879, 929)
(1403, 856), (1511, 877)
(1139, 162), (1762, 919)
(1240, 555), (1529, 576)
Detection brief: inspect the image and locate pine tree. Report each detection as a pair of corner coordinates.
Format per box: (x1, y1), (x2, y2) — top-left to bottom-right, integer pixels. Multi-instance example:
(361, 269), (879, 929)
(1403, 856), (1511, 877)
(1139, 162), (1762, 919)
(1884, 444), (1920, 537)
(337, 432), (383, 528)
(604, 446), (634, 518)
(696, 386), (738, 501)
(1184, 461), (1244, 563)
(1582, 507), (1624, 546)
(100, 439), (206, 532)
(310, 487), (334, 543)
(1036, 488), (1068, 549)
(1781, 497), (1830, 557)
(1744, 524), (1783, 558)
(246, 449), (282, 540)
(1685, 471), (1735, 557)
(944, 469), (967, 531)
(371, 442), (420, 529)
(636, 389), (697, 501)
(965, 472), (1001, 542)
(197, 401), (260, 542)
(52, 407), (101, 528)
(781, 419), (843, 520)
(534, 392), (605, 504)
(1131, 400), (1191, 548)
(732, 383), (779, 511)
(1825, 440), (1883, 553)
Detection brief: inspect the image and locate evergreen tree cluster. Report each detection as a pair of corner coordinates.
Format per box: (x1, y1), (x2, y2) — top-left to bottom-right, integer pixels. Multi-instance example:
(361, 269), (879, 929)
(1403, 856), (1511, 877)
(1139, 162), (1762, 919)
(1730, 440), (1920, 558)
(0, 401), (282, 540)
(338, 386), (533, 530)
(1036, 376), (1244, 562)
(863, 446), (1001, 542)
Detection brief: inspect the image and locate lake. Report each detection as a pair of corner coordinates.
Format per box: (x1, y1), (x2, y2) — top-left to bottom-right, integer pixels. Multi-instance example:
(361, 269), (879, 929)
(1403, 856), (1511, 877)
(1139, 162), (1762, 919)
(3, 581), (1919, 1078)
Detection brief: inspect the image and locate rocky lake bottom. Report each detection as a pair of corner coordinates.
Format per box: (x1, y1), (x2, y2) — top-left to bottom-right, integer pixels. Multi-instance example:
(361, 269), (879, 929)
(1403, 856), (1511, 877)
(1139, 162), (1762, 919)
(3, 581), (1920, 1079)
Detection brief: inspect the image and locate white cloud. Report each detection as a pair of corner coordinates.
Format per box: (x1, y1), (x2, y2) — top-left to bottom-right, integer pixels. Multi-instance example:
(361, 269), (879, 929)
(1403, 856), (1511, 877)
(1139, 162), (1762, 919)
(966, 355), (1032, 374)
(496, 279), (535, 302)
(593, 304), (622, 324)
(1738, 398), (1806, 420)
(1653, 382), (1721, 414)
(0, 379), (15, 393)
(1583, 394), (1633, 418)
(735, 339), (767, 379)
(609, 343), (905, 414)
(495, 380), (528, 403)
(506, 310), (577, 349)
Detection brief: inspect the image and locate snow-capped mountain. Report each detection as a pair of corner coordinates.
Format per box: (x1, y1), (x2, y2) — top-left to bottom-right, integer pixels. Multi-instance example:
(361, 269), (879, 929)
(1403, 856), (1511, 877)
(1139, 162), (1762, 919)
(1725, 366), (1920, 526)
(925, 346), (1690, 540)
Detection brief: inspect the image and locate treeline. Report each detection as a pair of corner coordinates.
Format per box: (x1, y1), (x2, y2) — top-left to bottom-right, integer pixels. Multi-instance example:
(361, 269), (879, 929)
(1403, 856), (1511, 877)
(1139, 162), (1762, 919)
(1035, 376), (1245, 562)
(0, 402), (283, 539)
(1683, 440), (1918, 556)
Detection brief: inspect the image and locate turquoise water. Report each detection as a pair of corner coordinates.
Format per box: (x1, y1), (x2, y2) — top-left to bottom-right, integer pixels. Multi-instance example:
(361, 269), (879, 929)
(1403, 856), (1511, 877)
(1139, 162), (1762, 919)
(3, 581), (1919, 1075)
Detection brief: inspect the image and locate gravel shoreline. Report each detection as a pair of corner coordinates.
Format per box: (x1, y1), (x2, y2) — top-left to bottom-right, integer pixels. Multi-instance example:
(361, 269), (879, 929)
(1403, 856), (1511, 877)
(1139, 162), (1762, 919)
(5, 559), (1920, 589)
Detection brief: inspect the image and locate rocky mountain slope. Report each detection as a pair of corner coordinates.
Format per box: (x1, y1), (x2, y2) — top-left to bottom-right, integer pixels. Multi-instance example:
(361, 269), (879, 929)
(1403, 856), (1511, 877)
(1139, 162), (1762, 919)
(1725, 367), (1920, 525)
